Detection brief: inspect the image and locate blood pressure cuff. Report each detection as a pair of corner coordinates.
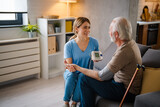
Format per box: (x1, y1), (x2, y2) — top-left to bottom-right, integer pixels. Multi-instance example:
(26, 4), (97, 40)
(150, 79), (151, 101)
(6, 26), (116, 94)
(98, 66), (114, 81)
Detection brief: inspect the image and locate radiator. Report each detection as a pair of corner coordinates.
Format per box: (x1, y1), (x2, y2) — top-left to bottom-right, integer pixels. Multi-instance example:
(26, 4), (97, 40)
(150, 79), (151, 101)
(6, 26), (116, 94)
(0, 38), (40, 83)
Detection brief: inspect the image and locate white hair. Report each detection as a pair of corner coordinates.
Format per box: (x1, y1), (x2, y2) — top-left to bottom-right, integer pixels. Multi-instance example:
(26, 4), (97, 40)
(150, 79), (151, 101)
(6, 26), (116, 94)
(110, 17), (132, 41)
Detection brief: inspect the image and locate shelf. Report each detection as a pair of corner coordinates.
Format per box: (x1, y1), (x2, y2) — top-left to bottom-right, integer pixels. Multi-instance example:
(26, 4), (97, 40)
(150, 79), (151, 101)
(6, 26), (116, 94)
(49, 68), (64, 78)
(137, 20), (160, 25)
(66, 32), (74, 34)
(48, 33), (63, 36)
(38, 18), (75, 79)
(137, 23), (160, 49)
(48, 51), (62, 56)
(47, 19), (63, 21)
(64, 17), (75, 20)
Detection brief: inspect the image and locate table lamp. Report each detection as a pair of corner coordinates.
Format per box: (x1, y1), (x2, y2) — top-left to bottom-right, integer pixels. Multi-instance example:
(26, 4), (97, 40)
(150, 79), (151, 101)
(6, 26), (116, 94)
(60, 0), (77, 17)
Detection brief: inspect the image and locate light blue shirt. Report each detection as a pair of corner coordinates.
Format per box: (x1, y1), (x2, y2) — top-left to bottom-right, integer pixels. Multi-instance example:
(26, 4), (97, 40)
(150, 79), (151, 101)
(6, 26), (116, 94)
(64, 37), (99, 72)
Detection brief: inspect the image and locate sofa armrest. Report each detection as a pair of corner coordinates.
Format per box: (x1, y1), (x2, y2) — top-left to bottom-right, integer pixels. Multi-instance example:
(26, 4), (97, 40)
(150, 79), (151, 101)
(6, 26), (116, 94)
(134, 91), (160, 107)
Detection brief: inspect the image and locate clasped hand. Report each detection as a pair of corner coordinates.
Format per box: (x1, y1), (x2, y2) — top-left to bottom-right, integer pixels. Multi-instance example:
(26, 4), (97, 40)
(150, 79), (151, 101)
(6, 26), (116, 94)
(64, 60), (77, 72)
(64, 60), (98, 72)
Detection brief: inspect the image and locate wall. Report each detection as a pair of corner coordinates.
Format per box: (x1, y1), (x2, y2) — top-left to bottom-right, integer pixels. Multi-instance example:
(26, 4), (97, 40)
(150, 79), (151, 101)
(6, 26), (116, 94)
(0, 0), (138, 52)
(71, 0), (138, 51)
(129, 0), (139, 41)
(137, 0), (160, 20)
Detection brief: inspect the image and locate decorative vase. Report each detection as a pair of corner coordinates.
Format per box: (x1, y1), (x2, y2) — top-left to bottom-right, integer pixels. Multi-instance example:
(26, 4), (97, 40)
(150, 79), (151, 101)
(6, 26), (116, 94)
(55, 27), (61, 33)
(28, 32), (33, 38)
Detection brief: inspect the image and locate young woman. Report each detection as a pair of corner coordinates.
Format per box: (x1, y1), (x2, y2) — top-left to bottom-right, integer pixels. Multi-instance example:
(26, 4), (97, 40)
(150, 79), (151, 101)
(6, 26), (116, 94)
(63, 17), (99, 107)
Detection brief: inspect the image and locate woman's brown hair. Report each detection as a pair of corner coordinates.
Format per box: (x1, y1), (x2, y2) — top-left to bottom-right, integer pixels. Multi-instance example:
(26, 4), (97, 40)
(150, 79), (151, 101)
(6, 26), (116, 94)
(69, 17), (90, 40)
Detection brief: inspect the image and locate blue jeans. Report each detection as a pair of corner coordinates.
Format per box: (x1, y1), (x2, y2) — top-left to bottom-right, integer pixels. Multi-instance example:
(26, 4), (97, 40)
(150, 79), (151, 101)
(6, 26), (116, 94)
(79, 74), (136, 107)
(63, 70), (83, 102)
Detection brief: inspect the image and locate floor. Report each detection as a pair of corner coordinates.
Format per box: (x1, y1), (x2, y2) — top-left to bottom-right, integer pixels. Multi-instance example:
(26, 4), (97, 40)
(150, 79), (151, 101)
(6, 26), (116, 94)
(0, 75), (64, 107)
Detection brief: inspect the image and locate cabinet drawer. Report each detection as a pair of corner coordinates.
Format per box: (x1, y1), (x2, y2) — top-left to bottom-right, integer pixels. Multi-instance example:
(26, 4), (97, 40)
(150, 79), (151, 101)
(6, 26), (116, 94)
(0, 61), (40, 75)
(0, 48), (39, 60)
(0, 41), (39, 53)
(0, 54), (40, 68)
(0, 67), (40, 82)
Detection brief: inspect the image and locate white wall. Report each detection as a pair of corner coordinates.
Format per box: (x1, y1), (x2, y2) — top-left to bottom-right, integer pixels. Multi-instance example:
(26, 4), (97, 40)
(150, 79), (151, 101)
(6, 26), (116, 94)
(0, 0), (138, 52)
(71, 0), (138, 51)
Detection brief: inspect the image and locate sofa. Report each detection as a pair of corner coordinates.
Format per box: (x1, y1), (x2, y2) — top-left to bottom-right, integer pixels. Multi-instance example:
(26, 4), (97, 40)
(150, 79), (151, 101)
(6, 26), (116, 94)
(94, 42), (160, 107)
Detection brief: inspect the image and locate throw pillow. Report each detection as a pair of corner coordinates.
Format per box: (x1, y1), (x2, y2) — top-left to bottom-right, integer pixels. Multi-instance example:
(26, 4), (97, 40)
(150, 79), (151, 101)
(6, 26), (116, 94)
(140, 67), (160, 94)
(142, 49), (160, 68)
(137, 43), (151, 57)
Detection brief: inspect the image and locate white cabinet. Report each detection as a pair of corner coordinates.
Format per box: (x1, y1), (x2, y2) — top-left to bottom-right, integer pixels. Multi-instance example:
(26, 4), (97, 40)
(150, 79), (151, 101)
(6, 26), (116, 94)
(0, 38), (40, 83)
(37, 18), (75, 79)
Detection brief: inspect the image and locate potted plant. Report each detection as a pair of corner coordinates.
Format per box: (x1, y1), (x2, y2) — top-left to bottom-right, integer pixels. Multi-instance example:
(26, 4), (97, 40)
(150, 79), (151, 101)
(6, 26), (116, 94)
(22, 24), (40, 38)
(54, 22), (61, 33)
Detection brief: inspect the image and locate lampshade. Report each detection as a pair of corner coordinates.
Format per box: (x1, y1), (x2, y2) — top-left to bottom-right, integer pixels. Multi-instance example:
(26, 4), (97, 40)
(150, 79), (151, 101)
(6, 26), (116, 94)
(0, 0), (27, 12)
(60, 0), (77, 3)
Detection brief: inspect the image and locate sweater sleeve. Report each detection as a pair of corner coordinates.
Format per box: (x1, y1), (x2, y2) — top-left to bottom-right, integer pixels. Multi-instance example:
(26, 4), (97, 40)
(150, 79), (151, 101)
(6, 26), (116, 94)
(98, 66), (114, 81)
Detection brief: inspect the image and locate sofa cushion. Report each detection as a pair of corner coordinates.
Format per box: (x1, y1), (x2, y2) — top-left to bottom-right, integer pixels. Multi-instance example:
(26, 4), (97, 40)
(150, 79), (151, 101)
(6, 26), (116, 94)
(142, 49), (160, 68)
(137, 44), (151, 57)
(140, 67), (160, 94)
(134, 91), (160, 107)
(94, 43), (116, 70)
(96, 96), (134, 107)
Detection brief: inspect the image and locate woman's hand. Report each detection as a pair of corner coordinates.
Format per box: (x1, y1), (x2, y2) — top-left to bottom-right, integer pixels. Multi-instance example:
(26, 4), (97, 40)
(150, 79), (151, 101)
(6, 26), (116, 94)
(64, 60), (77, 72)
(93, 60), (99, 62)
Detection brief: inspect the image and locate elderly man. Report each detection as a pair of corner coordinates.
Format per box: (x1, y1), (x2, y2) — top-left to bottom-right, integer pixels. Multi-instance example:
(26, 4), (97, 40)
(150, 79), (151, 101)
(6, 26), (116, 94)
(66, 17), (142, 107)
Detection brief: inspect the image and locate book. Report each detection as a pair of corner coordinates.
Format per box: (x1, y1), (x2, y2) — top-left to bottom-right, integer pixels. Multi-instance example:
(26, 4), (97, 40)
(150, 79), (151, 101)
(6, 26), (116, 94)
(48, 36), (56, 54)
(66, 21), (73, 32)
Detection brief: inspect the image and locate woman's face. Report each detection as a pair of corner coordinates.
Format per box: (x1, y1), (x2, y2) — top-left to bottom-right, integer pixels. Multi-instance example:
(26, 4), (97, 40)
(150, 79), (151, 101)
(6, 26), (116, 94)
(76, 21), (90, 37)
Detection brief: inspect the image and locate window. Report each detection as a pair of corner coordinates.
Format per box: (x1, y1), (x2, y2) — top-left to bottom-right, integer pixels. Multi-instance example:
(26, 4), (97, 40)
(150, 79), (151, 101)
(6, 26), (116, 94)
(0, 13), (23, 26)
(0, 13), (16, 20)
(0, 0), (28, 28)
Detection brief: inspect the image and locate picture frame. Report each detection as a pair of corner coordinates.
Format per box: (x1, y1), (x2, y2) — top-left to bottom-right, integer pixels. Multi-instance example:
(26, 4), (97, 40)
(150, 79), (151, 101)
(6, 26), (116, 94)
(48, 24), (54, 34)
